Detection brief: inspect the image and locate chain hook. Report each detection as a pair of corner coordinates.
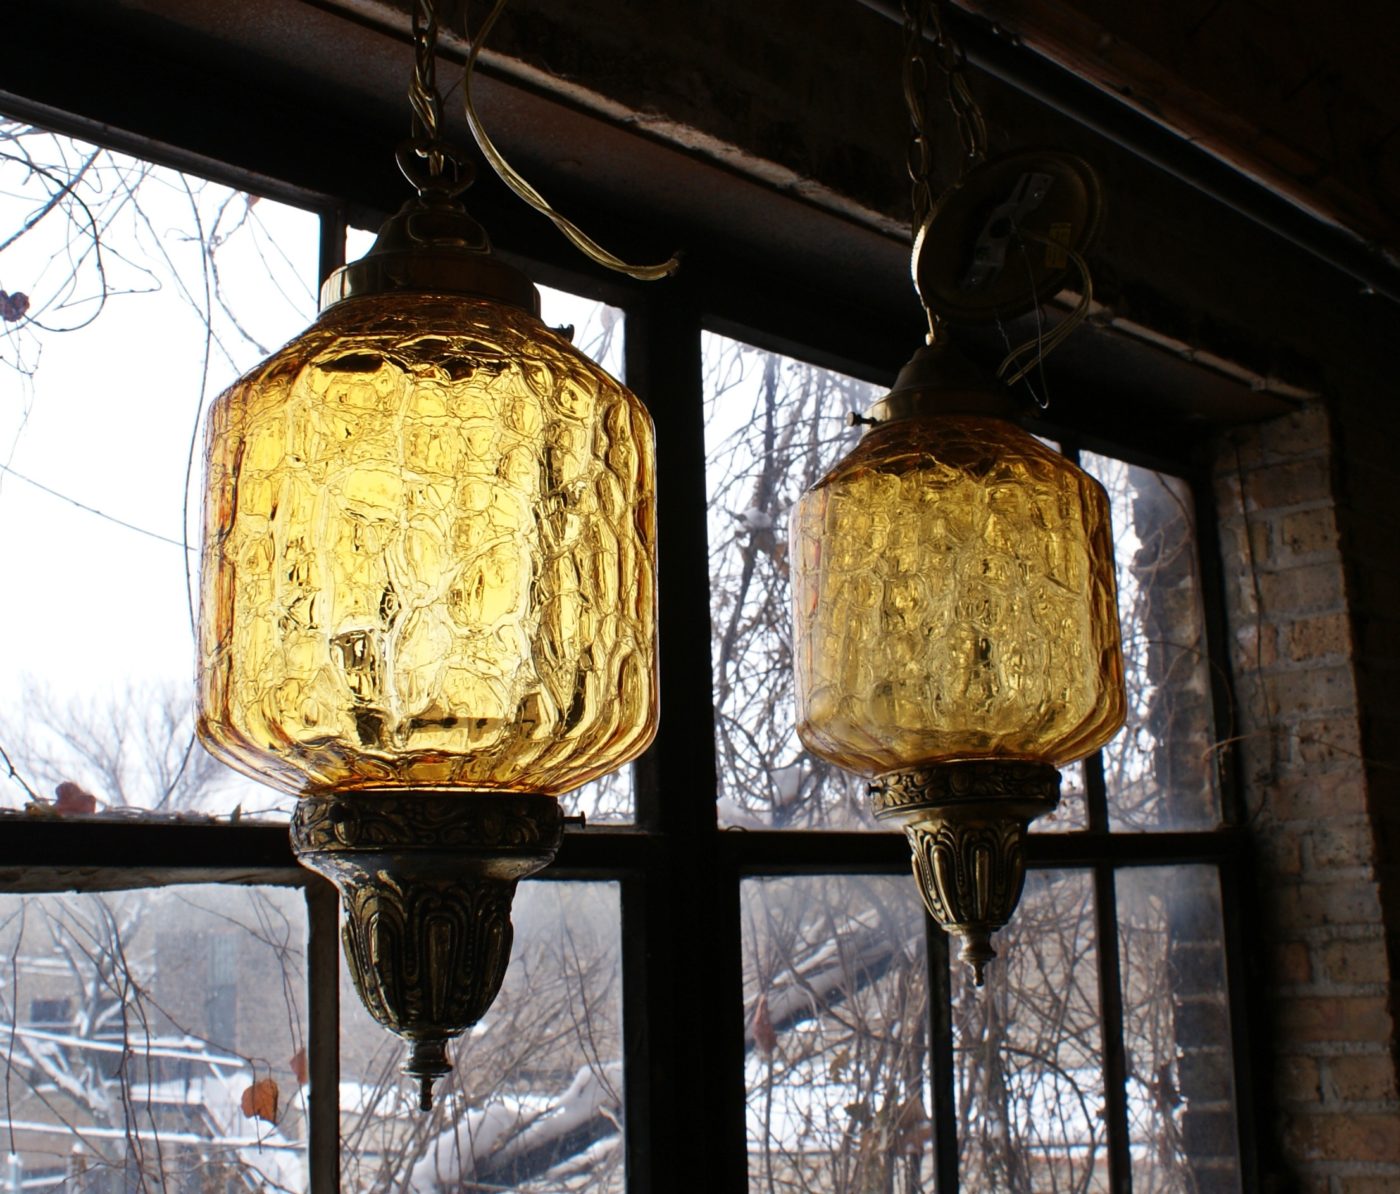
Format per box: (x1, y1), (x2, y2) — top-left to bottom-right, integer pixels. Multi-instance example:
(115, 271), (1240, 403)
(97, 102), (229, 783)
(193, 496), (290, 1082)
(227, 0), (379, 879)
(396, 139), (475, 199)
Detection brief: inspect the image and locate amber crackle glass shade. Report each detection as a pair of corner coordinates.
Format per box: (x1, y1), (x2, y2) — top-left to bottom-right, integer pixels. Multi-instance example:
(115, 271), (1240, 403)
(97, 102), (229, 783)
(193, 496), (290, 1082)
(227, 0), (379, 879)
(196, 292), (658, 797)
(792, 414), (1123, 774)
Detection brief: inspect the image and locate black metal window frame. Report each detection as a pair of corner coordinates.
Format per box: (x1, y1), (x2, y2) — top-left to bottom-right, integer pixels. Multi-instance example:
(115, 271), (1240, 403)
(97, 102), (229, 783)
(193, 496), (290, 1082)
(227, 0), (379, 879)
(0, 102), (1261, 1194)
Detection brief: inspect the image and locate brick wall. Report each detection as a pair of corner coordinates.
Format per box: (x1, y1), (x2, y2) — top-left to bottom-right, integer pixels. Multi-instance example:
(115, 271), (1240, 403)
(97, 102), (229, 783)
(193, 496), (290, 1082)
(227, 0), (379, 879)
(1213, 404), (1400, 1190)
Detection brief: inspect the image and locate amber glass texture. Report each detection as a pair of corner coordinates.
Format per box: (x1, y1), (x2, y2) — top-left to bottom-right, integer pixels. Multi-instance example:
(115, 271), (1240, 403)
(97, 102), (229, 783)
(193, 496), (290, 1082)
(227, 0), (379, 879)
(791, 415), (1124, 774)
(197, 293), (658, 795)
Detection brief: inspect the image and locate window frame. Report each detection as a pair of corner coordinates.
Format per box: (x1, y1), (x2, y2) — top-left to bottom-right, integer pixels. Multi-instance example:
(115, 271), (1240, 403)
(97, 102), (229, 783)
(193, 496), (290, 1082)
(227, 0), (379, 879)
(0, 95), (1264, 1194)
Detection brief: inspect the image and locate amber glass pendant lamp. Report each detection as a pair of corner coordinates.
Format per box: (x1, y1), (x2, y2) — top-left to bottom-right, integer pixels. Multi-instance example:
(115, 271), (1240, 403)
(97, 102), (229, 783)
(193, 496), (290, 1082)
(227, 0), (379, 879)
(791, 333), (1125, 981)
(791, 2), (1126, 984)
(195, 0), (672, 1108)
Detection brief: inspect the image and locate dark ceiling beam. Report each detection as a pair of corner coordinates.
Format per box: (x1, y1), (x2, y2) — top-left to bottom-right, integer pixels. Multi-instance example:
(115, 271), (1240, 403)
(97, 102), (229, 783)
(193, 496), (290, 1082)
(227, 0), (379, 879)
(856, 0), (1400, 307)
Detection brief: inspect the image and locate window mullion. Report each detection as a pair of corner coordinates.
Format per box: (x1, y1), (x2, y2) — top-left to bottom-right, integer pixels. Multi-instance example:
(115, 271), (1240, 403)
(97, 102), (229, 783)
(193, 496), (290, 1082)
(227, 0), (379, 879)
(925, 916), (960, 1194)
(623, 285), (745, 1190)
(306, 877), (341, 1194)
(1094, 864), (1134, 1193)
(318, 205), (347, 287)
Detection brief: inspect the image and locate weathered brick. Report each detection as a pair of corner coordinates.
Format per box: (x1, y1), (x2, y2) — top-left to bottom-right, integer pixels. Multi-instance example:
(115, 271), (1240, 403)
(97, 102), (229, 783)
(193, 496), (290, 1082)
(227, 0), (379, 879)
(1284, 1112), (1400, 1162)
(1179, 1050), (1235, 1101)
(1258, 564), (1347, 616)
(1294, 716), (1363, 765)
(1308, 821), (1377, 871)
(1320, 937), (1390, 985)
(1266, 773), (1367, 821)
(1260, 831), (1304, 878)
(1272, 880), (1383, 930)
(1271, 941), (1313, 985)
(1325, 1053), (1400, 1103)
(1285, 613), (1353, 662)
(1214, 466), (1244, 509)
(1244, 458), (1335, 511)
(1273, 996), (1392, 1043)
(1190, 1169), (1244, 1194)
(1235, 621), (1279, 668)
(1176, 1000), (1232, 1049)
(1337, 1176), (1400, 1193)
(1258, 408), (1332, 461)
(1275, 1052), (1322, 1104)
(1280, 507), (1339, 558)
(1266, 665), (1356, 717)
(1250, 515), (1274, 564)
(1182, 1108), (1238, 1157)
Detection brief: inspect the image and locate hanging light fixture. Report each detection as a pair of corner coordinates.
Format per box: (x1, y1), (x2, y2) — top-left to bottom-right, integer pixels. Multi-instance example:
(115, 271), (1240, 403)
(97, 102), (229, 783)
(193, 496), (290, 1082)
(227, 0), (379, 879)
(791, 0), (1125, 984)
(196, 0), (674, 1108)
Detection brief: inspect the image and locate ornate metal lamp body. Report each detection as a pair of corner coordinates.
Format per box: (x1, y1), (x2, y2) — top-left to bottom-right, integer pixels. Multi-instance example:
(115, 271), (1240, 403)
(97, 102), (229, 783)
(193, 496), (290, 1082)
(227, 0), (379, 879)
(196, 188), (658, 1105)
(791, 340), (1124, 981)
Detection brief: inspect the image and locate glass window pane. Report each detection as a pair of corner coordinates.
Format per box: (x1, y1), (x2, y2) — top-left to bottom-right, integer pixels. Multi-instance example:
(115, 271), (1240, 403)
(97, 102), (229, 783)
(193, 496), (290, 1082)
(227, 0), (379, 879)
(340, 880), (624, 1191)
(1118, 866), (1240, 1192)
(953, 869), (1104, 1192)
(742, 875), (932, 1190)
(1041, 760), (1088, 833)
(538, 284), (624, 381)
(0, 886), (308, 1190)
(0, 120), (320, 820)
(704, 333), (884, 829)
(1081, 455), (1221, 830)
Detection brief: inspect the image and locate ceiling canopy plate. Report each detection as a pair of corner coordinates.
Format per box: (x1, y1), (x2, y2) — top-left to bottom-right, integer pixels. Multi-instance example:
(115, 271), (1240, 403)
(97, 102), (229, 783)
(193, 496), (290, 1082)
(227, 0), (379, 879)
(915, 148), (1103, 323)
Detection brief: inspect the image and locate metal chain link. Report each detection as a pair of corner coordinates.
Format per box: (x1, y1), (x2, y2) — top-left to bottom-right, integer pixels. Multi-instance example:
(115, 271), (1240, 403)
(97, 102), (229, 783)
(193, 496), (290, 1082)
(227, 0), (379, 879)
(926, 0), (988, 173)
(903, 0), (989, 232)
(902, 0), (934, 238)
(409, 0), (445, 177)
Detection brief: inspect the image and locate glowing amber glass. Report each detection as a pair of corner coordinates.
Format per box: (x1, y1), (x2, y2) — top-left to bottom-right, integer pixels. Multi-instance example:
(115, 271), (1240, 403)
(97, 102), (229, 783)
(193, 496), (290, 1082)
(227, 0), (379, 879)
(792, 415), (1124, 774)
(197, 293), (657, 796)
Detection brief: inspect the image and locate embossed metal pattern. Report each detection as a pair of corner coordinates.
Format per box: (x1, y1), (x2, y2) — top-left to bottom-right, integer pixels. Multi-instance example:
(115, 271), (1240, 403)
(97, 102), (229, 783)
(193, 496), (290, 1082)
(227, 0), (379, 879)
(332, 861), (517, 1035)
(291, 790), (562, 855)
(792, 414), (1124, 774)
(905, 816), (1028, 975)
(292, 790), (564, 1109)
(869, 760), (1058, 983)
(870, 759), (1060, 817)
(197, 293), (658, 796)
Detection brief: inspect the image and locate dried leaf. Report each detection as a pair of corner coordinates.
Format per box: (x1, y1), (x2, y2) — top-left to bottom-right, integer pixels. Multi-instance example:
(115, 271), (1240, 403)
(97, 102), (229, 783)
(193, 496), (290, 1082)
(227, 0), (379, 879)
(241, 1077), (280, 1124)
(828, 1046), (850, 1080)
(0, 291), (29, 322)
(54, 781), (98, 815)
(290, 1047), (309, 1086)
(751, 993), (777, 1056)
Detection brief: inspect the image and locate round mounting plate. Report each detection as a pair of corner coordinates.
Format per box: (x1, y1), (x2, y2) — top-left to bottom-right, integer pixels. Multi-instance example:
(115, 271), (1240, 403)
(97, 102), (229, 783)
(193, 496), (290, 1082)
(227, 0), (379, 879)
(914, 149), (1103, 323)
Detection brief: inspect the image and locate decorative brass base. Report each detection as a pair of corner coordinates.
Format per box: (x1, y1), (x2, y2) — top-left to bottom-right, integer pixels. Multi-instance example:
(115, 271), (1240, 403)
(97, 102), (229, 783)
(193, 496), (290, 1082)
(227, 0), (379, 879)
(871, 761), (1060, 986)
(291, 791), (563, 1110)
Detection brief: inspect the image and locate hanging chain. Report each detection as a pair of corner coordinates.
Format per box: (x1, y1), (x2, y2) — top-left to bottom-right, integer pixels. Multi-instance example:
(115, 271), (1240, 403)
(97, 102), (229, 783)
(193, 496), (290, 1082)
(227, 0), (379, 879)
(409, 0), (446, 178)
(903, 0), (989, 233)
(397, 0), (677, 278)
(927, 0), (988, 176)
(902, 0), (934, 239)
(903, 0), (990, 341)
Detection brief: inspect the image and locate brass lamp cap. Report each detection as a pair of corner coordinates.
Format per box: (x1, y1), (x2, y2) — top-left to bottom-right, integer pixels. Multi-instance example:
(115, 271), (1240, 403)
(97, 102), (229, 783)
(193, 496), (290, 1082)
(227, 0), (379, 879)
(321, 193), (540, 316)
(868, 338), (1020, 424)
